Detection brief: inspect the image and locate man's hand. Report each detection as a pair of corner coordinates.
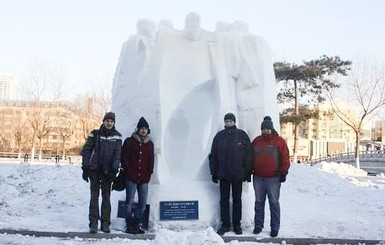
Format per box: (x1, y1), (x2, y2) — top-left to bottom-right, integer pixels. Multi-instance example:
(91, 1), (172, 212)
(212, 175), (218, 184)
(244, 171), (252, 182)
(82, 167), (91, 182)
(279, 174), (286, 183)
(245, 175), (252, 182)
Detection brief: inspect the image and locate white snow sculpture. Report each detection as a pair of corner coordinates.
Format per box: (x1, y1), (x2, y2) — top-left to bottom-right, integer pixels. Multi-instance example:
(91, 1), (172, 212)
(111, 12), (280, 229)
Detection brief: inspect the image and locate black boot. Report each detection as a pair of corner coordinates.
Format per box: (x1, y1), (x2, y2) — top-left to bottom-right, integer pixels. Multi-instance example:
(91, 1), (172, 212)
(233, 226), (242, 235)
(89, 222), (98, 234)
(217, 226), (230, 235)
(101, 222), (110, 233)
(125, 219), (136, 234)
(136, 222), (145, 234)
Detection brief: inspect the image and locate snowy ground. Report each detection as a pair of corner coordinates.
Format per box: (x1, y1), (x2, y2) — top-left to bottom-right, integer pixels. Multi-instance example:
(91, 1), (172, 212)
(0, 160), (384, 244)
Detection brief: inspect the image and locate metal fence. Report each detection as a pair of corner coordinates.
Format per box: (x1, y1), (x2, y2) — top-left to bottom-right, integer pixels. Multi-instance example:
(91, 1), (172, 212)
(0, 152), (81, 164)
(305, 150), (385, 166)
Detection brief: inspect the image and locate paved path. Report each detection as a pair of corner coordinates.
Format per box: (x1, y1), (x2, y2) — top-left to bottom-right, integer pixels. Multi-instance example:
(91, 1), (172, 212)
(0, 229), (383, 245)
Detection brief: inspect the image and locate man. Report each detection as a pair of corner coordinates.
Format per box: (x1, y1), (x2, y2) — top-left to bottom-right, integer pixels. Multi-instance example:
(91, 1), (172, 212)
(121, 117), (154, 234)
(209, 113), (252, 235)
(251, 116), (290, 237)
(81, 112), (122, 234)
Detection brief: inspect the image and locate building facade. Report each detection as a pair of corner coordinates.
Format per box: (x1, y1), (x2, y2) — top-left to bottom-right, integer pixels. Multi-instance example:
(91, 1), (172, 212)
(0, 74), (18, 101)
(0, 100), (100, 156)
(280, 103), (359, 161)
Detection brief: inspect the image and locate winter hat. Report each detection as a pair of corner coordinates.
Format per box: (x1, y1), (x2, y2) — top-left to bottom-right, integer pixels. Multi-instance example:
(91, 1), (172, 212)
(261, 116), (274, 130)
(137, 117), (149, 129)
(224, 113), (236, 122)
(103, 112), (115, 122)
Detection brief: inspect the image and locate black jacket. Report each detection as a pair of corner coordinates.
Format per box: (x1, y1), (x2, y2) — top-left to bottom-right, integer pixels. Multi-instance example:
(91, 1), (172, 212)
(209, 126), (252, 181)
(81, 124), (122, 175)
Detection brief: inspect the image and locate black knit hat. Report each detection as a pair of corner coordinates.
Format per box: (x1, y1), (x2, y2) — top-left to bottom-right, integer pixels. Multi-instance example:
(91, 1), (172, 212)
(261, 116), (274, 130)
(224, 113), (236, 122)
(137, 117), (149, 129)
(103, 112), (115, 122)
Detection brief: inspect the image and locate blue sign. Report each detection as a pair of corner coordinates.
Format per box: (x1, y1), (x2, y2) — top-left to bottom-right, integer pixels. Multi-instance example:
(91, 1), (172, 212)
(160, 201), (199, 221)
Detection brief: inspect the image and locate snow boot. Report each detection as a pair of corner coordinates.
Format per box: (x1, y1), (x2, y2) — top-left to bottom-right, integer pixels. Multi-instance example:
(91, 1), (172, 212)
(125, 219), (136, 234)
(270, 230), (278, 237)
(136, 222), (146, 234)
(89, 222), (98, 234)
(101, 222), (110, 233)
(217, 226), (230, 235)
(233, 226), (243, 235)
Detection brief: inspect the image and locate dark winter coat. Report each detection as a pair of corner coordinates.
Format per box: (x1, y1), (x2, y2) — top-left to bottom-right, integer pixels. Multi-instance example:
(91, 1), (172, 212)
(81, 125), (122, 175)
(252, 133), (290, 178)
(209, 126), (252, 181)
(121, 133), (154, 184)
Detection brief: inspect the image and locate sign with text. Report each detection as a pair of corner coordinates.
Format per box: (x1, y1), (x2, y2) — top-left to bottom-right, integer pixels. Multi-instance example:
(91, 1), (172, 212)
(160, 201), (199, 221)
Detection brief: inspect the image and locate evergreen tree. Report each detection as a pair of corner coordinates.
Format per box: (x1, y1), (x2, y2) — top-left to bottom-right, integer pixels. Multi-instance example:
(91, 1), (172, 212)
(274, 55), (351, 163)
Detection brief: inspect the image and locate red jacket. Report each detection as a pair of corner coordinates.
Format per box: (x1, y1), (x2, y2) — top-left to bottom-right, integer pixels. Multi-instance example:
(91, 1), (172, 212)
(121, 133), (154, 184)
(252, 133), (290, 178)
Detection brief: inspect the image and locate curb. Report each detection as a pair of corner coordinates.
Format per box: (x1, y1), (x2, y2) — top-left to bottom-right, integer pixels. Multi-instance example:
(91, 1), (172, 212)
(0, 229), (383, 245)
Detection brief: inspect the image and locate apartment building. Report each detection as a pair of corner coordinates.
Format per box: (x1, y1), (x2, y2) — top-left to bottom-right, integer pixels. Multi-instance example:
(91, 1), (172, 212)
(0, 74), (18, 101)
(280, 103), (358, 161)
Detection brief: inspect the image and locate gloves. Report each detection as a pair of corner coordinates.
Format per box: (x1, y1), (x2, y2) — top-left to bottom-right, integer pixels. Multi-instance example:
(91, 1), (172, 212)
(212, 175), (218, 184)
(82, 167), (91, 182)
(244, 171), (252, 182)
(106, 169), (118, 181)
(245, 175), (251, 182)
(279, 174), (286, 183)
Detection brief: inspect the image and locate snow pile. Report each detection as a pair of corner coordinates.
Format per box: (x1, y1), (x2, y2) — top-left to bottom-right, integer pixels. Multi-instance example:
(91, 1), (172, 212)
(315, 161), (368, 177)
(0, 160), (385, 242)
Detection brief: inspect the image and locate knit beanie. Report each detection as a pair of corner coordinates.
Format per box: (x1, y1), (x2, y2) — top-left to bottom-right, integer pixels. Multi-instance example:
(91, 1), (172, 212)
(103, 112), (115, 122)
(224, 113), (236, 122)
(137, 117), (149, 129)
(261, 116), (274, 130)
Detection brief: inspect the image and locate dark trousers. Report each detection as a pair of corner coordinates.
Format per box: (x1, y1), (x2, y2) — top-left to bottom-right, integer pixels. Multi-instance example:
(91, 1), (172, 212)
(219, 180), (243, 228)
(89, 171), (112, 227)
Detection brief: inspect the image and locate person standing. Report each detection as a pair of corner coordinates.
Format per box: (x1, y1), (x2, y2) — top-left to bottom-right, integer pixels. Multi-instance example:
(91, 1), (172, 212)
(251, 116), (290, 237)
(81, 112), (122, 234)
(121, 117), (154, 234)
(209, 113), (252, 235)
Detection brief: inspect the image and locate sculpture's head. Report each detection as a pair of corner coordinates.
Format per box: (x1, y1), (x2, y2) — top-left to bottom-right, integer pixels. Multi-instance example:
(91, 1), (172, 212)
(184, 12), (201, 34)
(215, 21), (230, 32)
(230, 20), (249, 33)
(137, 19), (156, 39)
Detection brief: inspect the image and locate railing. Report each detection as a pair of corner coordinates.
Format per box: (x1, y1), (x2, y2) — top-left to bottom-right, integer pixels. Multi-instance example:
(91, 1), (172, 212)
(0, 152), (81, 164)
(305, 150), (385, 166)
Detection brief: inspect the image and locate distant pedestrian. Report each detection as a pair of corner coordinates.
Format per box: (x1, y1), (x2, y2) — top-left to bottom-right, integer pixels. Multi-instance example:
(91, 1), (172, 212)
(121, 117), (154, 234)
(251, 116), (290, 237)
(81, 112), (122, 234)
(24, 153), (29, 162)
(209, 113), (252, 235)
(55, 155), (60, 163)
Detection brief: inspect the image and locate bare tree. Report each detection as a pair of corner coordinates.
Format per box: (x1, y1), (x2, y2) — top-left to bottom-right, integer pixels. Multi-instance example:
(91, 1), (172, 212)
(328, 57), (385, 169)
(10, 111), (29, 159)
(22, 62), (66, 161)
(56, 115), (74, 158)
(30, 107), (52, 161)
(91, 76), (112, 117)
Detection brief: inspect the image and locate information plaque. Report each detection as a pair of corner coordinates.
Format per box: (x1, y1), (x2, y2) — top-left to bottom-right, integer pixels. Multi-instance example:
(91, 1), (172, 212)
(160, 200), (199, 221)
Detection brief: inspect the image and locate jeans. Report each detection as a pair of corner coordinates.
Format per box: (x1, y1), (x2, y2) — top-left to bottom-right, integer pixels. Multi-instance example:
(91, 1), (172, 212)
(253, 176), (281, 231)
(89, 171), (112, 227)
(125, 180), (148, 224)
(219, 180), (243, 228)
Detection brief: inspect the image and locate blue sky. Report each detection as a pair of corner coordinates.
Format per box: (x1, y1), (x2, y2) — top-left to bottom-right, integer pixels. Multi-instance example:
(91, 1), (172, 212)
(1, 0), (384, 99)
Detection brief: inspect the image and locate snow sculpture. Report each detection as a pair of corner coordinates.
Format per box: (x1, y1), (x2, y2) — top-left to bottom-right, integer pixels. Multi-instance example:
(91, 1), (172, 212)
(111, 12), (279, 229)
